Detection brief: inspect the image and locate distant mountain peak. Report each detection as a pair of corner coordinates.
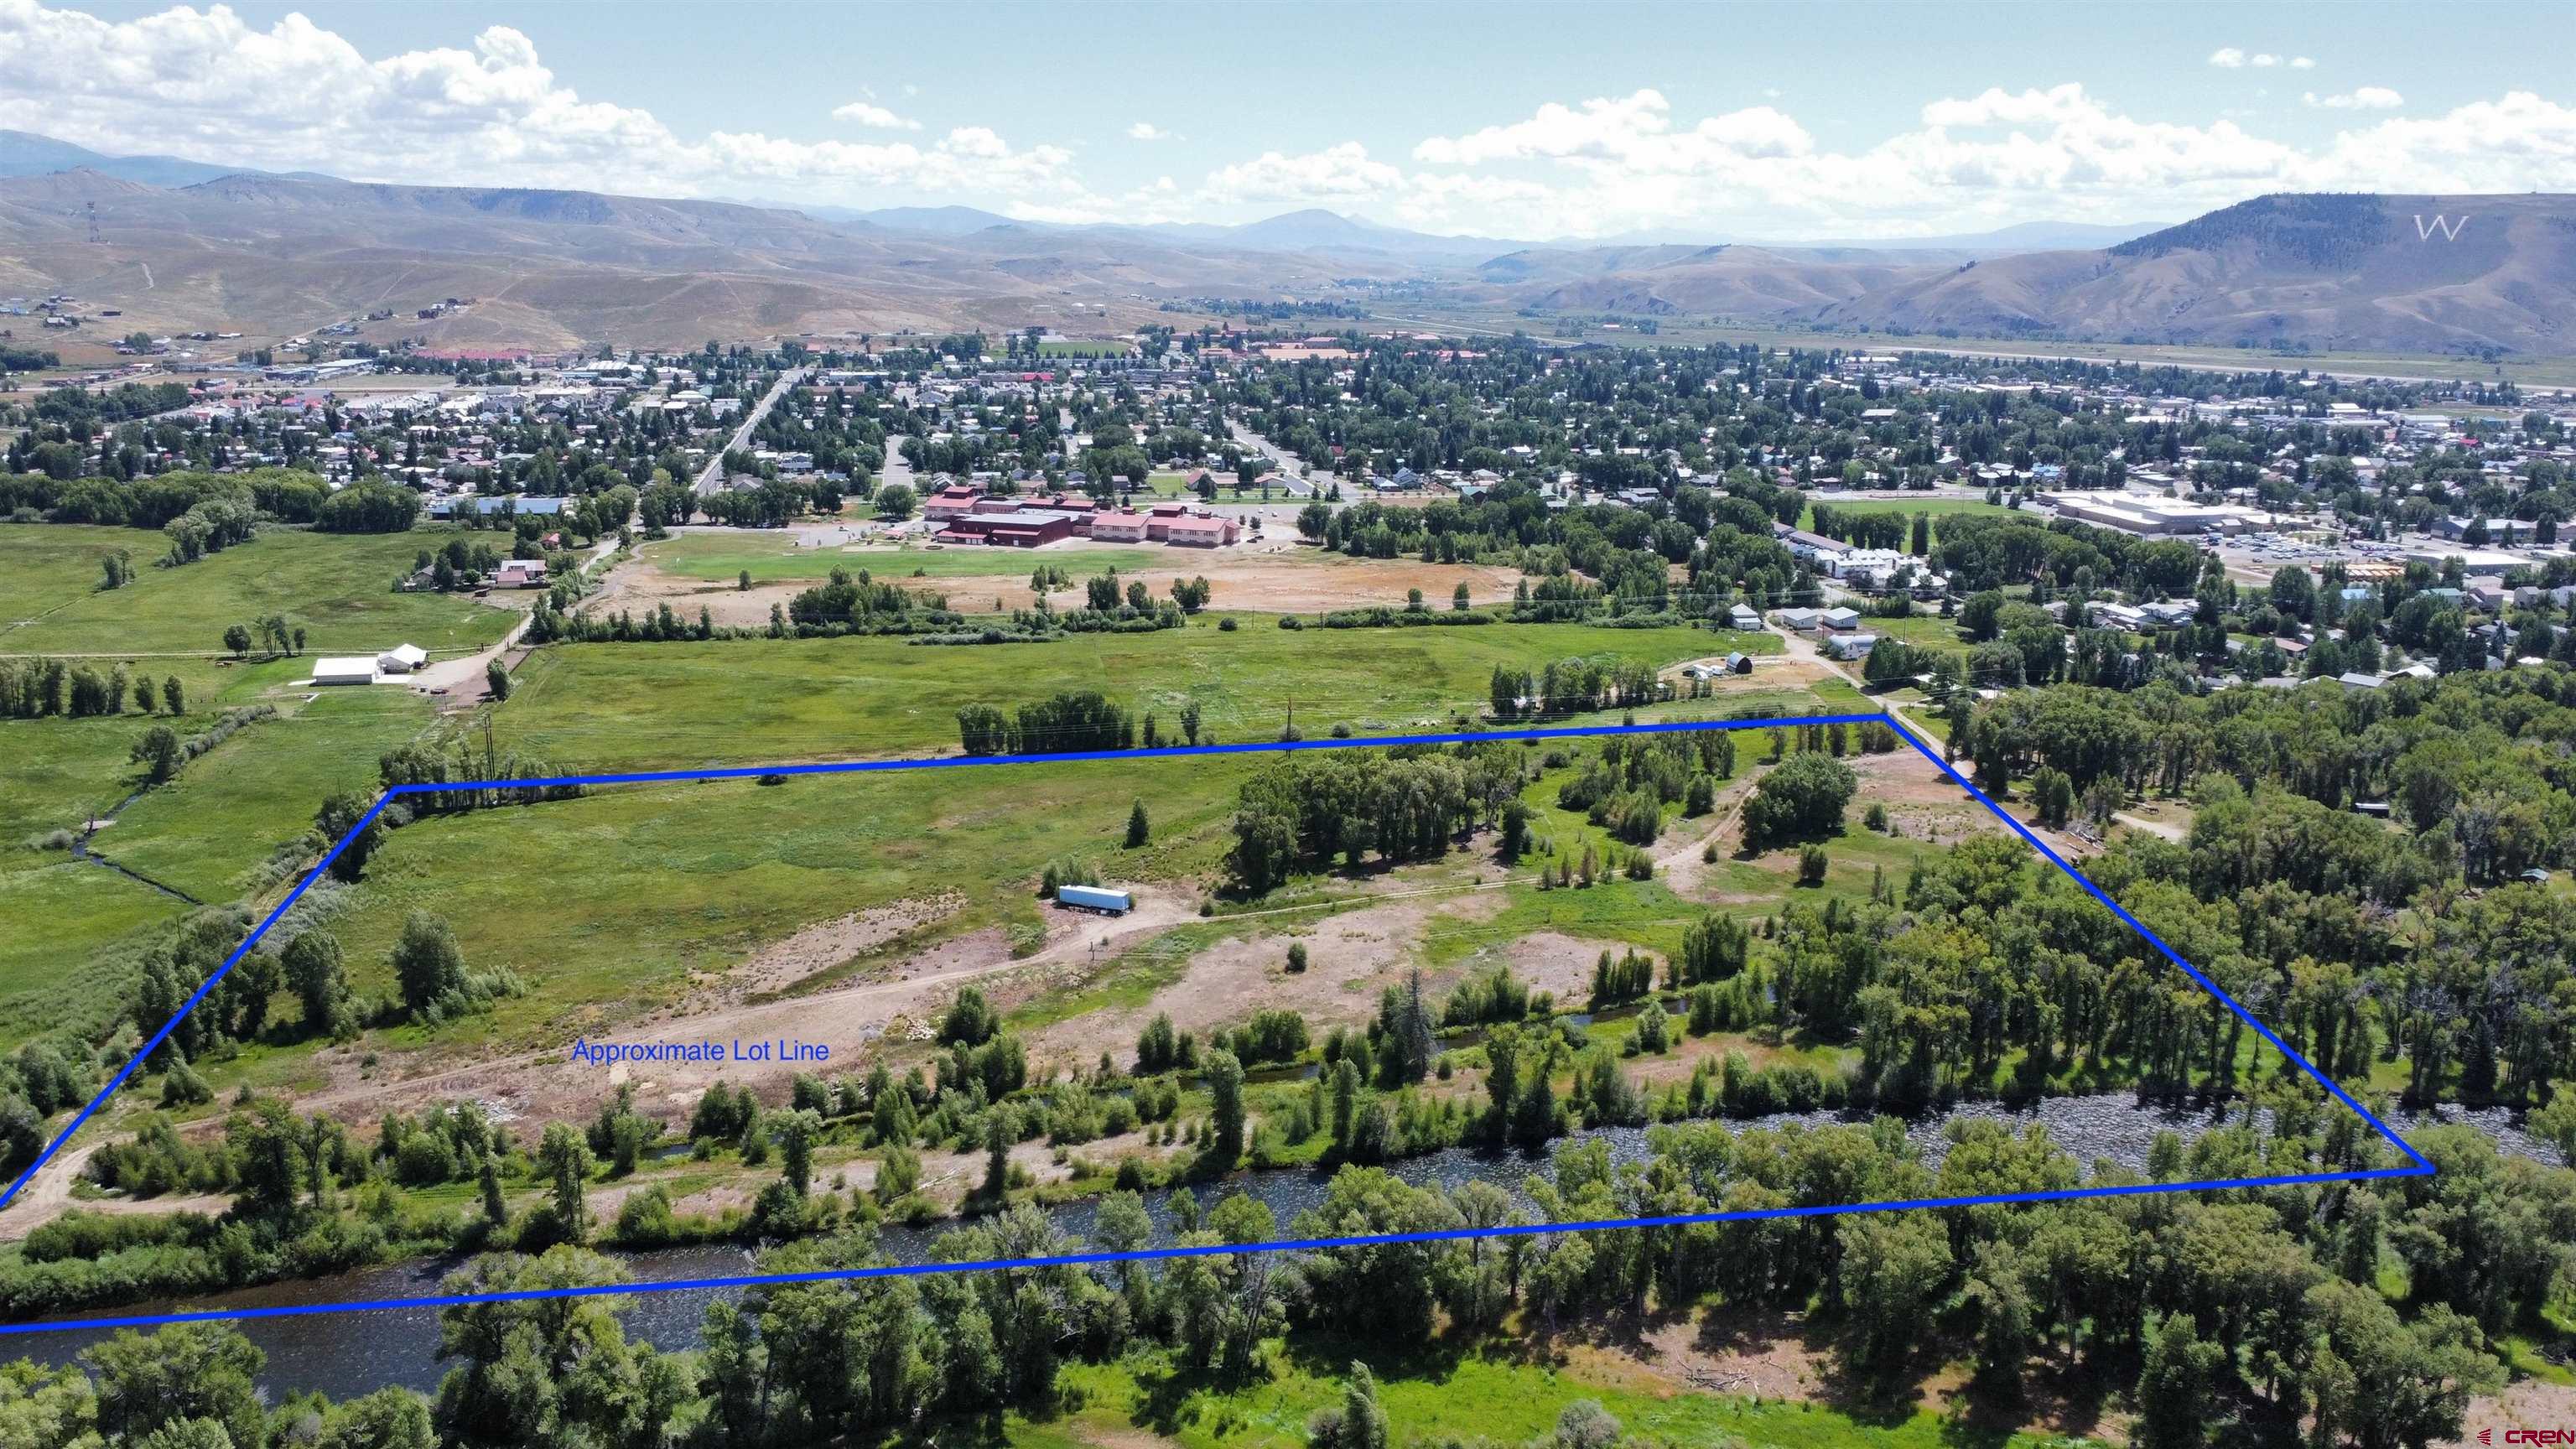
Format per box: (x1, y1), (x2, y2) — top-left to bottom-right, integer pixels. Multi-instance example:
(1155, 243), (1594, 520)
(0, 127), (309, 190)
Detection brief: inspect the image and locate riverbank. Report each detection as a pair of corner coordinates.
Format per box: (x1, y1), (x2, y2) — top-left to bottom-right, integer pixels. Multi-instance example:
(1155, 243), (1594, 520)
(9, 1092), (2374, 1399)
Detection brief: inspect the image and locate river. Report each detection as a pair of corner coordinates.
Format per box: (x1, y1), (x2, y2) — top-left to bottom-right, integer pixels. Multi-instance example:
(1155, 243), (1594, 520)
(17, 1090), (2533, 1400)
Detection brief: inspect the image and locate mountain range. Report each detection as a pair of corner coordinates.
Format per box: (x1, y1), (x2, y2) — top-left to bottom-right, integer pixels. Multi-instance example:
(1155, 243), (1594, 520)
(1, 129), (2567, 357)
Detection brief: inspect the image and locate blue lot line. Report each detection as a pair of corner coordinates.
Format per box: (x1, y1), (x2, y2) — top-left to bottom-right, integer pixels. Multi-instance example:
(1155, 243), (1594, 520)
(0, 713), (2432, 1337)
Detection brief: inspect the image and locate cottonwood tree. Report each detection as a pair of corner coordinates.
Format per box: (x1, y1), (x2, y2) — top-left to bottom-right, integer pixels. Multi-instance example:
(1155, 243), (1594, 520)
(314, 792), (385, 882)
(391, 911), (469, 1015)
(130, 725), (181, 784)
(533, 1124), (596, 1245)
(281, 930), (354, 1039)
(1741, 751), (1857, 847)
(1202, 1050), (1244, 1170)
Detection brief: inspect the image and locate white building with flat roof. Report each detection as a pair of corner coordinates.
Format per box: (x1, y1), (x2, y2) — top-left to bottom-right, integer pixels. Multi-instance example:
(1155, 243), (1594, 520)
(2399, 545), (2529, 572)
(2039, 491), (2272, 538)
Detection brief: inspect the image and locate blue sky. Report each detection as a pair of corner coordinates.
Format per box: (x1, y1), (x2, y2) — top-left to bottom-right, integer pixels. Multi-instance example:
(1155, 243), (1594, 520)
(10, 1), (2573, 240)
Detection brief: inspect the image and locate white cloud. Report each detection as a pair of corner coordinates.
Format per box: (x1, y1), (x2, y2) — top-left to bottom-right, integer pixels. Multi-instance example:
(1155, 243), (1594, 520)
(1202, 142), (1403, 205)
(2210, 47), (2298, 70)
(1920, 82), (2095, 127)
(1385, 83), (2314, 237)
(831, 100), (920, 131)
(939, 126), (1008, 159)
(1125, 122), (1174, 142)
(1339, 82), (2576, 241)
(0, 2), (1072, 206)
(2306, 86), (2402, 111)
(1415, 88), (1677, 165)
(2301, 91), (2576, 195)
(2, 3), (2568, 242)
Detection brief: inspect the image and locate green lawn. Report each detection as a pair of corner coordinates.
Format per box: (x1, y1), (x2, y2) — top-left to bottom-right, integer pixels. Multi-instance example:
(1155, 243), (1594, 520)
(498, 620), (1745, 772)
(1135, 470), (1204, 499)
(642, 532), (1166, 585)
(0, 523), (522, 657)
(1861, 611), (1972, 657)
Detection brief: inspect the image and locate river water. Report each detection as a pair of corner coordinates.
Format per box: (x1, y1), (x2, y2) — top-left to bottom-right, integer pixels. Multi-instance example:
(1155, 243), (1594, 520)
(3, 1094), (2544, 1400)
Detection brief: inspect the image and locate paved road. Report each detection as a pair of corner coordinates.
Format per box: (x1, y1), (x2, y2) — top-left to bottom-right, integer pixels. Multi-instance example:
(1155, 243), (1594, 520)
(880, 428), (916, 496)
(1226, 420), (1315, 497)
(693, 366), (808, 496)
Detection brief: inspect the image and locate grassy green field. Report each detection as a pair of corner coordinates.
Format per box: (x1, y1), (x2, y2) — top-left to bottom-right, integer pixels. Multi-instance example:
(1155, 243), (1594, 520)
(1029, 1337), (2096, 1449)
(1404, 735), (1958, 975)
(0, 714), (171, 846)
(230, 751), (1262, 1072)
(0, 523), (521, 657)
(105, 688), (435, 902)
(0, 714), (205, 1034)
(1, 517), (530, 1003)
(501, 620), (1765, 771)
(1861, 611), (1973, 657)
(205, 699), (1902, 1098)
(0, 861), (178, 1045)
(0, 678), (444, 1045)
(642, 532), (1167, 585)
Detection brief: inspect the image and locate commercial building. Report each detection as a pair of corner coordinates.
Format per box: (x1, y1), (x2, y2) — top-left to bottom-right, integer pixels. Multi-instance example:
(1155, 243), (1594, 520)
(1166, 514), (1239, 547)
(922, 484), (989, 522)
(935, 509), (1082, 548)
(1090, 511), (1150, 542)
(2038, 491), (2273, 537)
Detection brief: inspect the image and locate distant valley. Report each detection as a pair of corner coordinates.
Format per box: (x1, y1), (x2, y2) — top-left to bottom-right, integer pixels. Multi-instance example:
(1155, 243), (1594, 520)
(2, 131), (2568, 357)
